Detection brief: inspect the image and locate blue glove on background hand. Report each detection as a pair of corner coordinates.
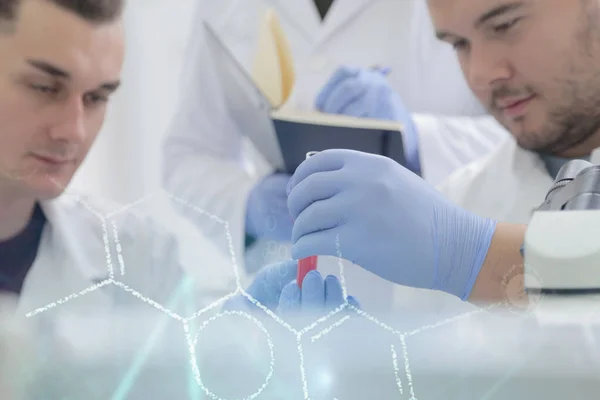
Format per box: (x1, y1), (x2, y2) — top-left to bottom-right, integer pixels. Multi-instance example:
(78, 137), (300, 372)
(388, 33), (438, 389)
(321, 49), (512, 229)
(223, 260), (359, 315)
(246, 174), (293, 241)
(315, 66), (421, 175)
(286, 150), (497, 301)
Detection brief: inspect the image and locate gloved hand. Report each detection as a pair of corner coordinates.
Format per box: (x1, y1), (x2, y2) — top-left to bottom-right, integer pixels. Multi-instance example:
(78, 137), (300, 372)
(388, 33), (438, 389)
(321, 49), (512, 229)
(245, 173), (293, 241)
(315, 66), (421, 175)
(286, 150), (497, 301)
(223, 260), (359, 316)
(276, 270), (360, 317)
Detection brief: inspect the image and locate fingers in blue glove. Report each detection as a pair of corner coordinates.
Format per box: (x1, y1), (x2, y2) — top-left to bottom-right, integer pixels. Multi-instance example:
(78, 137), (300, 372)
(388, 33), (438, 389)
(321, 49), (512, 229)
(286, 149), (352, 197)
(335, 99), (372, 118)
(245, 260), (298, 310)
(324, 275), (344, 311)
(287, 169), (344, 218)
(291, 228), (339, 262)
(318, 77), (369, 114)
(276, 281), (301, 317)
(291, 196), (344, 245)
(335, 82), (386, 118)
(301, 270), (325, 312)
(315, 66), (361, 111)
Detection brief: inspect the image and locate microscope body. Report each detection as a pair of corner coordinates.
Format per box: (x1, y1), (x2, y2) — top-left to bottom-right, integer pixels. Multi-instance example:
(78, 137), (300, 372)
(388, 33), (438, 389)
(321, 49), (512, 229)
(524, 161), (600, 319)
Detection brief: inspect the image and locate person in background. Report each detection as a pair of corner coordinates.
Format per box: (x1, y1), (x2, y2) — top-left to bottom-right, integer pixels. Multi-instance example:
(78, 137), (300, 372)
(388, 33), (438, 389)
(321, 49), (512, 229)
(161, 0), (508, 313)
(286, 0), (600, 306)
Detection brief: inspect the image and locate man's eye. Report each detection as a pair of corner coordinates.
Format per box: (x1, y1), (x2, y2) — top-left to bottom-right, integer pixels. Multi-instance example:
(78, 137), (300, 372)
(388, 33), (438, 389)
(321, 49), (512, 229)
(30, 84), (58, 94)
(83, 93), (108, 106)
(494, 18), (521, 34)
(452, 39), (469, 51)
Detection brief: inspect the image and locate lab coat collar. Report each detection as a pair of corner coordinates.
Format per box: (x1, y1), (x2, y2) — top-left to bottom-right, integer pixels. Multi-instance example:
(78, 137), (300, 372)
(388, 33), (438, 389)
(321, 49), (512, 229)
(314, 0), (381, 48)
(267, 0), (379, 47)
(538, 146), (600, 179)
(266, 0), (321, 43)
(39, 195), (112, 284)
(15, 194), (113, 317)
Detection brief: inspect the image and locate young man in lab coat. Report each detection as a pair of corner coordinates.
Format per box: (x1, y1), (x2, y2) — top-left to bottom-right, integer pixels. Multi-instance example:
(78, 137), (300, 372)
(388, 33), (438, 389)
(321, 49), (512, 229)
(286, 0), (600, 307)
(162, 0), (508, 314)
(0, 2), (354, 397)
(0, 0), (347, 320)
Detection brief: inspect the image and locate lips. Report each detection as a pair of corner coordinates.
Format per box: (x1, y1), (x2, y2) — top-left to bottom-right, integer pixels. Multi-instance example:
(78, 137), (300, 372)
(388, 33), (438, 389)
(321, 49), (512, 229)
(497, 94), (536, 118)
(31, 154), (72, 166)
(497, 95), (535, 109)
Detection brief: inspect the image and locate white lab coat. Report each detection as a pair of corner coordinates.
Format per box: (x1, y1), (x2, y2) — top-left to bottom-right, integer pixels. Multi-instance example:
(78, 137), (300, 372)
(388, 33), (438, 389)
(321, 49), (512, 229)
(420, 113), (600, 222)
(14, 193), (219, 319)
(162, 0), (508, 314)
(391, 117), (600, 314)
(439, 137), (553, 223)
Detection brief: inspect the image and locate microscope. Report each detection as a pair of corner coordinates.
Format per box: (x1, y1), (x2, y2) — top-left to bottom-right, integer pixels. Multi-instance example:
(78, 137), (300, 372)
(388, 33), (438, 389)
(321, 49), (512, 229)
(524, 160), (600, 321)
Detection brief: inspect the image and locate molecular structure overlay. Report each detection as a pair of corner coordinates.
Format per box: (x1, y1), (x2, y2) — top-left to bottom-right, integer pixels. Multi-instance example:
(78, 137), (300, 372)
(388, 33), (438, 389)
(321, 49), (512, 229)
(24, 190), (523, 400)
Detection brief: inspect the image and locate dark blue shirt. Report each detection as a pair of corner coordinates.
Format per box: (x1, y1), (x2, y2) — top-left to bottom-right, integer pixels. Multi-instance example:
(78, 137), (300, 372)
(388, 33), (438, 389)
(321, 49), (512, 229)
(0, 204), (46, 295)
(539, 153), (590, 180)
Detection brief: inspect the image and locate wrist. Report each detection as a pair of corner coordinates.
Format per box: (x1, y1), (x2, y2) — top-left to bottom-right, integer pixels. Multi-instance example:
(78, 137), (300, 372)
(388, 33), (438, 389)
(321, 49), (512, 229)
(468, 223), (528, 303)
(433, 206), (497, 300)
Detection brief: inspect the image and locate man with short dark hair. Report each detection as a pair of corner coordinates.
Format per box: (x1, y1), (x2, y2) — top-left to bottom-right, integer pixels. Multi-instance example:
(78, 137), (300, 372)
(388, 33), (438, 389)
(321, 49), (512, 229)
(0, 0), (126, 298)
(0, 0), (343, 316)
(0, 2), (350, 398)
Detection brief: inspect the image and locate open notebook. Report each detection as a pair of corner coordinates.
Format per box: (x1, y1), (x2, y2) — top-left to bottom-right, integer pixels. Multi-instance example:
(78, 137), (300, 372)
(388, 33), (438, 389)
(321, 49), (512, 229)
(202, 10), (406, 173)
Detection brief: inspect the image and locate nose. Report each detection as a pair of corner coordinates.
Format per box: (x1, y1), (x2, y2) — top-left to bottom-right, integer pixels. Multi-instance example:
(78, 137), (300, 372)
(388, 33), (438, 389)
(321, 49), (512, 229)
(48, 95), (86, 143)
(466, 43), (513, 92)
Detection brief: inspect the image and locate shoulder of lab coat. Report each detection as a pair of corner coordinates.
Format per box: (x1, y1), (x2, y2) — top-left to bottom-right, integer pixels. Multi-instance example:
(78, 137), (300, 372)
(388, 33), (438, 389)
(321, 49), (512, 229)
(413, 114), (511, 186)
(41, 194), (192, 312)
(436, 138), (553, 224)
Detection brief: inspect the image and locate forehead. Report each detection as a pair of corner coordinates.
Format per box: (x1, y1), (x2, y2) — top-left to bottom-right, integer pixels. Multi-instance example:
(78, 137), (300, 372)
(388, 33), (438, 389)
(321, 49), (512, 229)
(427, 0), (530, 27)
(6, 0), (124, 84)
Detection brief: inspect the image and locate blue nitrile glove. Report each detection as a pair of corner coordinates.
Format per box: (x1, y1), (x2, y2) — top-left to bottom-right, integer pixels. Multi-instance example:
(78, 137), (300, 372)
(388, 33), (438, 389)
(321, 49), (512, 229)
(276, 270), (360, 317)
(222, 260), (359, 314)
(246, 173), (293, 241)
(286, 150), (497, 301)
(315, 66), (421, 175)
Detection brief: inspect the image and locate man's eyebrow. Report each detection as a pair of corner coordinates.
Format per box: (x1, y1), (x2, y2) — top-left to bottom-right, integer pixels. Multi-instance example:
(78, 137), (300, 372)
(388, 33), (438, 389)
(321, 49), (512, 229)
(98, 81), (121, 92)
(26, 59), (71, 79)
(436, 2), (525, 41)
(26, 59), (120, 92)
(475, 2), (525, 28)
(436, 31), (457, 41)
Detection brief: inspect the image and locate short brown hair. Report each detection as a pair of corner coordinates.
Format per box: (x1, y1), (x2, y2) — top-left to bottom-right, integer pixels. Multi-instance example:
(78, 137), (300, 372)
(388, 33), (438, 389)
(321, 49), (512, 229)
(0, 0), (124, 25)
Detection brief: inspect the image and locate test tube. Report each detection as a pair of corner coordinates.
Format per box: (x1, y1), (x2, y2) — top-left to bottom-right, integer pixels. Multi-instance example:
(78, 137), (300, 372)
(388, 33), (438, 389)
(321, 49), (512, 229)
(297, 151), (319, 288)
